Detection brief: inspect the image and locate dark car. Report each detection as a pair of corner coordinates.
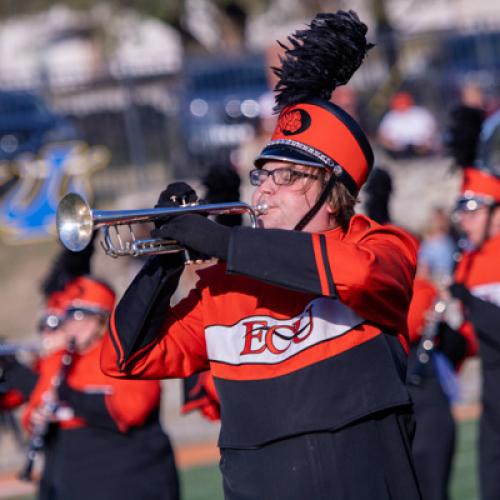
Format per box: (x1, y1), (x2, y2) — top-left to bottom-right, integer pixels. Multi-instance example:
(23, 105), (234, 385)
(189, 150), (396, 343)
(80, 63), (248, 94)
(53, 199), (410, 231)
(0, 90), (77, 161)
(176, 53), (269, 177)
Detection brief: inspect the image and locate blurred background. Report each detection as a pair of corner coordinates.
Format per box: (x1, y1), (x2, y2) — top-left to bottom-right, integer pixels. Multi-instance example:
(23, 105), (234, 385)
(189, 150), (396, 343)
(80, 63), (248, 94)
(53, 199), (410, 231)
(0, 0), (499, 498)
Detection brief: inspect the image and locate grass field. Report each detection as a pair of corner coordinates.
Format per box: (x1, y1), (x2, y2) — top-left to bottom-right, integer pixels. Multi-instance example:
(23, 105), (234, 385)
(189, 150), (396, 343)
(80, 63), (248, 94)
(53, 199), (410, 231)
(450, 419), (479, 500)
(6, 419), (479, 500)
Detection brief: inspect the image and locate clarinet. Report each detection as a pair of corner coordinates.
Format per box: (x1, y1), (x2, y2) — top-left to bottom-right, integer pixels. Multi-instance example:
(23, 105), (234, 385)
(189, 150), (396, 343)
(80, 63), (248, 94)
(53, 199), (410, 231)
(18, 338), (76, 482)
(408, 299), (447, 387)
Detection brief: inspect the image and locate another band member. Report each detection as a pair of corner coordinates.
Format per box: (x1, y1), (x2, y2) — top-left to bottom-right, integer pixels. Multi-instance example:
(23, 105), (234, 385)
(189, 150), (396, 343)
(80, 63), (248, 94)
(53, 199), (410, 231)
(24, 249), (180, 500)
(406, 274), (476, 500)
(102, 11), (421, 499)
(446, 111), (500, 500)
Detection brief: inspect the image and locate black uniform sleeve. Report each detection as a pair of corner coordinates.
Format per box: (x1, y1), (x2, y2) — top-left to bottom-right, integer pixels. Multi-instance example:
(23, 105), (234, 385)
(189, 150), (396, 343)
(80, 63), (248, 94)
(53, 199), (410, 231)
(227, 227), (333, 296)
(464, 296), (500, 351)
(2, 359), (38, 399)
(58, 382), (119, 431)
(450, 282), (500, 350)
(110, 254), (185, 370)
(151, 215), (331, 296)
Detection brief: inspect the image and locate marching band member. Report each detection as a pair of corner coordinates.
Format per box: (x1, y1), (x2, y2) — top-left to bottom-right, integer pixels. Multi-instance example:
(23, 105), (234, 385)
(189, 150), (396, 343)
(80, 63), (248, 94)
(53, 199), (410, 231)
(445, 104), (500, 500)
(102, 11), (421, 499)
(406, 274), (476, 500)
(448, 153), (500, 499)
(24, 247), (180, 500)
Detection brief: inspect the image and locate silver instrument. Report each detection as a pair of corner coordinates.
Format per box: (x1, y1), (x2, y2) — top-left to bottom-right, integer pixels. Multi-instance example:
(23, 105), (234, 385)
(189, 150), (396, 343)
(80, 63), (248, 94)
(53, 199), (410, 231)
(56, 192), (266, 258)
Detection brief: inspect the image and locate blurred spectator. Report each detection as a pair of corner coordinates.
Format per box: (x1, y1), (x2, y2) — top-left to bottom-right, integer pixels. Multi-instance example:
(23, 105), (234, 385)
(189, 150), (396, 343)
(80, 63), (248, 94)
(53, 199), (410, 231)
(378, 91), (438, 159)
(460, 81), (486, 110)
(418, 207), (456, 282)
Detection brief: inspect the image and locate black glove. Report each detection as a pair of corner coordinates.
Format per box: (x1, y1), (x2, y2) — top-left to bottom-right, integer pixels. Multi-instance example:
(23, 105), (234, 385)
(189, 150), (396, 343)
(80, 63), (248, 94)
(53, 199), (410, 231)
(151, 214), (231, 261)
(154, 181), (199, 226)
(449, 283), (472, 304)
(438, 322), (467, 368)
(153, 182), (205, 263)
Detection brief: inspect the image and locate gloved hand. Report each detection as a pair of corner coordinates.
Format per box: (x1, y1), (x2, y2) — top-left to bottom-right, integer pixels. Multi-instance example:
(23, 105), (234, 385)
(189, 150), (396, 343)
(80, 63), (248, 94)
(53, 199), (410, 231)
(437, 322), (467, 368)
(449, 283), (472, 304)
(156, 181), (199, 207)
(153, 182), (208, 263)
(151, 214), (231, 262)
(154, 181), (200, 227)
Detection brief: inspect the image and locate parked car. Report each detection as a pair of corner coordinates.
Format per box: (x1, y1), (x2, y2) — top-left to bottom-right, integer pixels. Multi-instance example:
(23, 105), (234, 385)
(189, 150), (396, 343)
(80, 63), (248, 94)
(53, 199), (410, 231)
(0, 90), (77, 161)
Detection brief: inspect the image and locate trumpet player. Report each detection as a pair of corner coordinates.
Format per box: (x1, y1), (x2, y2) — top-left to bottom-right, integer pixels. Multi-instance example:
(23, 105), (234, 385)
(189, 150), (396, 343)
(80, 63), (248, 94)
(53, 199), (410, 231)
(102, 11), (422, 499)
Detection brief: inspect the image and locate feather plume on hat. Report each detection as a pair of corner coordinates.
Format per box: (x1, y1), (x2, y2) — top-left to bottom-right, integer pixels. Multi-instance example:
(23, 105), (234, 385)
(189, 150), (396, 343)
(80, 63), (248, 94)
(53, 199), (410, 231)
(273, 11), (373, 112)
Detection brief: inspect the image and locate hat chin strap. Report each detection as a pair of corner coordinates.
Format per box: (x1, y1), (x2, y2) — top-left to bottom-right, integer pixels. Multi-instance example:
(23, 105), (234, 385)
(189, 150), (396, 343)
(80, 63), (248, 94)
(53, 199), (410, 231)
(294, 174), (337, 231)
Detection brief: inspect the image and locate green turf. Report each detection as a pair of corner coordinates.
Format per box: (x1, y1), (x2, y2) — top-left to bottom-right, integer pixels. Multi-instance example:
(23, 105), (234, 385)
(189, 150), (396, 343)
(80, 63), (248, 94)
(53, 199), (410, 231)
(451, 419), (479, 500)
(5, 419), (480, 500)
(180, 463), (223, 500)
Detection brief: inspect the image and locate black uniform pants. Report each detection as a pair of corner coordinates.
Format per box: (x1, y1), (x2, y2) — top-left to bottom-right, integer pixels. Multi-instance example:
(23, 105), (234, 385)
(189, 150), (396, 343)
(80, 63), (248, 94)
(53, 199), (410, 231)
(409, 379), (455, 500)
(219, 406), (422, 500)
(479, 410), (500, 500)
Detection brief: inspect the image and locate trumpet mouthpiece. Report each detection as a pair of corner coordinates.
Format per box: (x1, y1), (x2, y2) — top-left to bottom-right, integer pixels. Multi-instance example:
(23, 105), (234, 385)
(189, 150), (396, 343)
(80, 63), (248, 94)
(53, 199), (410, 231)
(255, 203), (268, 215)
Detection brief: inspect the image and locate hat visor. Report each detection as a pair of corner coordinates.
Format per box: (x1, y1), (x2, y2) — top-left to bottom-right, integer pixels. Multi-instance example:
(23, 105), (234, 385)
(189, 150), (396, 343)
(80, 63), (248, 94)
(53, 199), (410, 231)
(254, 144), (325, 169)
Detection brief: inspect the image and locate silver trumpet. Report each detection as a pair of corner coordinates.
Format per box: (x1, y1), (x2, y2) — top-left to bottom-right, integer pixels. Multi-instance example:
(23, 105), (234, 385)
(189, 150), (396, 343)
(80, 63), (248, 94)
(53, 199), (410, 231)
(56, 192), (266, 258)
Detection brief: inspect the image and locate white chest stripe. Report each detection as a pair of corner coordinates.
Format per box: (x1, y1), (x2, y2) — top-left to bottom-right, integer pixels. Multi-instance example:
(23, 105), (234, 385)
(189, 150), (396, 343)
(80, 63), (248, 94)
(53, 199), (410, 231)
(205, 297), (364, 365)
(471, 282), (500, 307)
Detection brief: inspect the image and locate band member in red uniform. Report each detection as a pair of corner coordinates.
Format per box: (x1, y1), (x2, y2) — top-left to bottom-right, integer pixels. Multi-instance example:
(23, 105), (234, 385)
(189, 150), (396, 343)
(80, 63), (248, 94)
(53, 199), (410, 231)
(406, 275), (477, 500)
(24, 248), (180, 500)
(102, 11), (421, 499)
(447, 112), (500, 499)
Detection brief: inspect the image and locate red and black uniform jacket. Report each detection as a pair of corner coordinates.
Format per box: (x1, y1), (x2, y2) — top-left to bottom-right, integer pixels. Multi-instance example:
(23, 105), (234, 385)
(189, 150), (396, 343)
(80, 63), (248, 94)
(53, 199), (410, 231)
(453, 234), (500, 420)
(23, 340), (162, 433)
(102, 214), (417, 449)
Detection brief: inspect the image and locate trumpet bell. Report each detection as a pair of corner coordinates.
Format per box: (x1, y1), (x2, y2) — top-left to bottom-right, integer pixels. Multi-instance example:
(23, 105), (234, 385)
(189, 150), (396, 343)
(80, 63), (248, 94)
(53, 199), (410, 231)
(56, 193), (94, 252)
